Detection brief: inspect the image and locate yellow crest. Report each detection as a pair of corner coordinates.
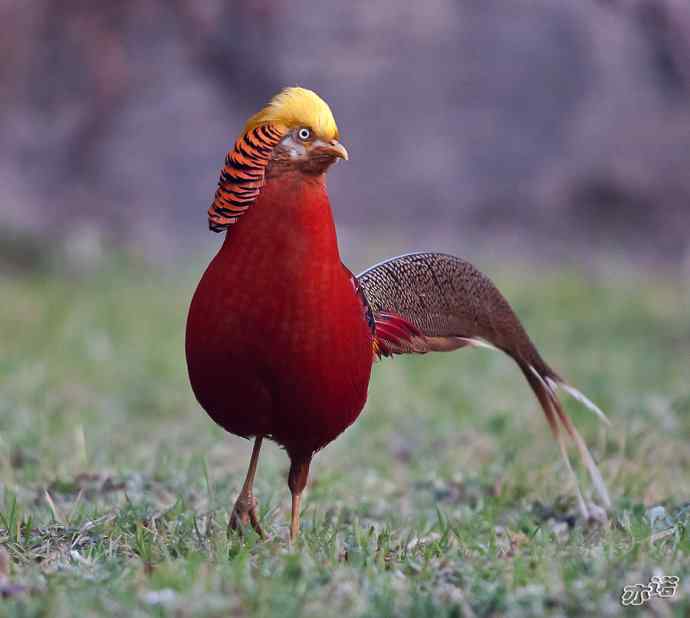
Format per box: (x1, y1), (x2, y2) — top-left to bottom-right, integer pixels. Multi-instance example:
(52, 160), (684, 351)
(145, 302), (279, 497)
(244, 87), (339, 141)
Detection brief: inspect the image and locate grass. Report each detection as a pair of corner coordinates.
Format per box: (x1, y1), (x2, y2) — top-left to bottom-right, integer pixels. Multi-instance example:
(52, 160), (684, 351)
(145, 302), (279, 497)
(0, 255), (689, 617)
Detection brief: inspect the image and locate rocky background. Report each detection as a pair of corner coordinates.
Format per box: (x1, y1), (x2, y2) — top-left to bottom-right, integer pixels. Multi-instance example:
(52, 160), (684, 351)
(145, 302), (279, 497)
(1, 0), (689, 269)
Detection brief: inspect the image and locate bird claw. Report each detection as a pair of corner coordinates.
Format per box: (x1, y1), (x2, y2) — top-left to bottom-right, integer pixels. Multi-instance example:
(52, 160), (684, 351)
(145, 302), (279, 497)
(228, 493), (266, 539)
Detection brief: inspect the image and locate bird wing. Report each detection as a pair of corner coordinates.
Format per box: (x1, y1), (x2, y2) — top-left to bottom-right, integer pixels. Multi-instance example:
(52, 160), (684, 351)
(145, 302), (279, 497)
(356, 252), (611, 518)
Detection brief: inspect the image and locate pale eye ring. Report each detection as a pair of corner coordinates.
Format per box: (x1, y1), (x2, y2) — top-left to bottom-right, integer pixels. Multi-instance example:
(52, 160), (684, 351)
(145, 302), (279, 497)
(297, 127), (311, 141)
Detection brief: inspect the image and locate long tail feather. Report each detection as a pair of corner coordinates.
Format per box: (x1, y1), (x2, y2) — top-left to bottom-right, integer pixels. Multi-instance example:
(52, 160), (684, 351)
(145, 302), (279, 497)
(524, 363), (611, 514)
(521, 365), (589, 519)
(444, 338), (610, 512)
(549, 379), (611, 426)
(455, 336), (501, 352)
(546, 387), (611, 508)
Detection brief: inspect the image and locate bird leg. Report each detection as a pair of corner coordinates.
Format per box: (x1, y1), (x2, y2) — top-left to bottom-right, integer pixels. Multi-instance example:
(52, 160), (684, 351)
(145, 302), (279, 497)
(228, 436), (265, 538)
(288, 456), (311, 541)
(290, 492), (302, 541)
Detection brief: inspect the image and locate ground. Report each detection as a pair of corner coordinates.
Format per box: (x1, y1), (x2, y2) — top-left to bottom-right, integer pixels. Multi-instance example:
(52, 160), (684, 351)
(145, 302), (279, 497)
(0, 257), (688, 617)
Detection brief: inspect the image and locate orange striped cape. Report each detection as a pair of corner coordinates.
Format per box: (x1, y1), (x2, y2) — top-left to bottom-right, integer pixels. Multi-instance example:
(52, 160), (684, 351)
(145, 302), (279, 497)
(208, 123), (283, 232)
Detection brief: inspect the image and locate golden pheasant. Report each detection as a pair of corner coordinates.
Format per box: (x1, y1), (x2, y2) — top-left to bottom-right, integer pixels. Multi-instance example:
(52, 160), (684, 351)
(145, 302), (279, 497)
(186, 87), (610, 540)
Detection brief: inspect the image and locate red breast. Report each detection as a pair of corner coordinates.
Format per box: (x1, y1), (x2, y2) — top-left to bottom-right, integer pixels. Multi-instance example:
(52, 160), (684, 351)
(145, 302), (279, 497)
(186, 170), (373, 457)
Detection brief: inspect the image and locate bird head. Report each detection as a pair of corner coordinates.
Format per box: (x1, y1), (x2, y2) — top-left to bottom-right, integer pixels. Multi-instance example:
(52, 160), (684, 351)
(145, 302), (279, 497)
(208, 87), (348, 232)
(245, 87), (348, 175)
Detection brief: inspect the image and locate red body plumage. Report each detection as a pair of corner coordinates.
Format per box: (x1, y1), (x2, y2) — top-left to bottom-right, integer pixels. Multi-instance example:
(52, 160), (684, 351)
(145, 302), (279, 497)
(186, 170), (374, 463)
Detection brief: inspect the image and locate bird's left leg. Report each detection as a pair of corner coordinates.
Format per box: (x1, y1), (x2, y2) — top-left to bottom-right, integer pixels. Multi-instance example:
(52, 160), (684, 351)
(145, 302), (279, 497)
(228, 436), (265, 538)
(288, 456), (311, 541)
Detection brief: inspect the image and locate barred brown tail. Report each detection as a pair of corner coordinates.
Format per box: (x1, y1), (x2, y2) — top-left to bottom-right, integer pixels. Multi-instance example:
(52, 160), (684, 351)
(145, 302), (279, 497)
(357, 252), (611, 518)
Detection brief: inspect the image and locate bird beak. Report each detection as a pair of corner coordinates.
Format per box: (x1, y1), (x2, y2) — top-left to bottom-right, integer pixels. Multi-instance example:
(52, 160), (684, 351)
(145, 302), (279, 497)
(321, 139), (349, 161)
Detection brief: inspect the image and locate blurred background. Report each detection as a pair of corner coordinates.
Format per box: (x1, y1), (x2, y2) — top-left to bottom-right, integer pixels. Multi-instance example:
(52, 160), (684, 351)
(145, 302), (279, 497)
(1, 5), (690, 612)
(1, 0), (690, 272)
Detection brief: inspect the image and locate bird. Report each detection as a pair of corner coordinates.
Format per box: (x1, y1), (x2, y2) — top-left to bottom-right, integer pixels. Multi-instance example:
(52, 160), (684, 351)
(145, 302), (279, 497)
(185, 87), (611, 541)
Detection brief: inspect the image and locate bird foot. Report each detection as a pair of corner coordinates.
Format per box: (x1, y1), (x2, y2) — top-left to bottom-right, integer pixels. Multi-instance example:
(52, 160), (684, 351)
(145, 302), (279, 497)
(228, 493), (266, 539)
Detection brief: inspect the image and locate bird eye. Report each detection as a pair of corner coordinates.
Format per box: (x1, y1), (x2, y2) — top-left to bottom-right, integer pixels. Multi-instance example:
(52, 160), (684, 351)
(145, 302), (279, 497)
(297, 128), (311, 141)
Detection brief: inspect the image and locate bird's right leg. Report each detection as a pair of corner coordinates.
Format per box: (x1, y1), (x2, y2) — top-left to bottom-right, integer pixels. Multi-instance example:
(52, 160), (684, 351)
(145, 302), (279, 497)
(288, 456), (311, 541)
(228, 436), (265, 538)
